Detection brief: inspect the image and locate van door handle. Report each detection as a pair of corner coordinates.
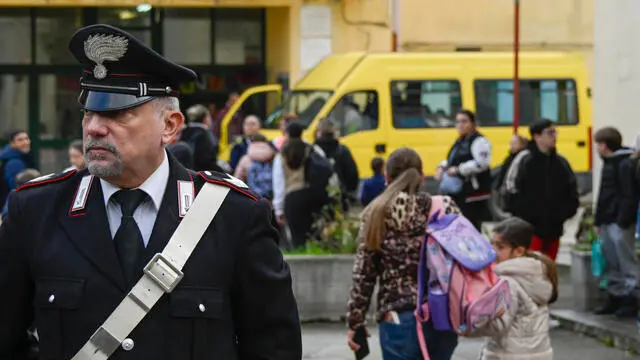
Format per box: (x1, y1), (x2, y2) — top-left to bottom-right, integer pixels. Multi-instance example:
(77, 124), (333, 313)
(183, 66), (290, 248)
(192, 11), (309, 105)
(375, 143), (386, 154)
(577, 141), (586, 147)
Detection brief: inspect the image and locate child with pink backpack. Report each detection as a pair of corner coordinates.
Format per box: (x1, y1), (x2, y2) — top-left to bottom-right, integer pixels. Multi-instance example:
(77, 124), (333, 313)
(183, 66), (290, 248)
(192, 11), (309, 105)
(414, 197), (512, 360)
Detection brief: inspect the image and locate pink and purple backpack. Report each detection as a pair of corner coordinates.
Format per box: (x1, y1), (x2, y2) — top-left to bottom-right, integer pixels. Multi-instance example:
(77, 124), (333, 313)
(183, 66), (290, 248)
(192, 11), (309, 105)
(414, 207), (511, 360)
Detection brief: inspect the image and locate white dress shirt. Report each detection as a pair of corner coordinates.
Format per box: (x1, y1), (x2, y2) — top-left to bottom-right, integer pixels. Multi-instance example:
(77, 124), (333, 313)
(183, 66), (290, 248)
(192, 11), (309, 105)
(272, 154), (286, 217)
(100, 152), (170, 247)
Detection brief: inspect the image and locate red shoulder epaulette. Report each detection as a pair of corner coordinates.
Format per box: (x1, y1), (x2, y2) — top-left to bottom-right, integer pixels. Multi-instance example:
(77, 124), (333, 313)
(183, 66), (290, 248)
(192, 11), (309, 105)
(16, 169), (77, 192)
(198, 171), (259, 202)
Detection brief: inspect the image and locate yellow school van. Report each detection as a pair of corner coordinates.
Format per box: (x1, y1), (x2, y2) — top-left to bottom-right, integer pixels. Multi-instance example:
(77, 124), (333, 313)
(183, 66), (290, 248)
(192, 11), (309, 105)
(219, 51), (592, 189)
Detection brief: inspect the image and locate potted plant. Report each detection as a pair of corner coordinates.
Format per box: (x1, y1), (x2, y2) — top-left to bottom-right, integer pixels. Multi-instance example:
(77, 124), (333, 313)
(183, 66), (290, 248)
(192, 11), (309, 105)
(570, 207), (604, 311)
(282, 185), (363, 321)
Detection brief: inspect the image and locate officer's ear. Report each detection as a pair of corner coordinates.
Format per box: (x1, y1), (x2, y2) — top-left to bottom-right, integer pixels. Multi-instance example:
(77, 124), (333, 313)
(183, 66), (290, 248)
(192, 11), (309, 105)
(161, 109), (184, 145)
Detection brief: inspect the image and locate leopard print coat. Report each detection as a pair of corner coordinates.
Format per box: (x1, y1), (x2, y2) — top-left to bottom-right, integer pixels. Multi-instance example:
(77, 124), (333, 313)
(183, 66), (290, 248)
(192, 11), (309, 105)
(347, 192), (461, 330)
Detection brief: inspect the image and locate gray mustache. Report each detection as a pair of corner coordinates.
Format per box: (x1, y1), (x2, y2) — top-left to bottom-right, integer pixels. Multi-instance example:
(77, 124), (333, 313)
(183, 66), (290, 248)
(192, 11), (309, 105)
(84, 139), (119, 155)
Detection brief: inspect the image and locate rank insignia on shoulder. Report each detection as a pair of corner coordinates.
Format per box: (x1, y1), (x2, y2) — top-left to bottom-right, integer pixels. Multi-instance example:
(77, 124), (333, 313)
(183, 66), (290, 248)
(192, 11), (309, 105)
(16, 169), (77, 192)
(224, 174), (249, 189)
(198, 171), (258, 201)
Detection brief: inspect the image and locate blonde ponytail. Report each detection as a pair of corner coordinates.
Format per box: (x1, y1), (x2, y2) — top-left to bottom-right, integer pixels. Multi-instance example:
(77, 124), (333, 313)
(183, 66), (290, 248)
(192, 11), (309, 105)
(363, 167), (422, 250)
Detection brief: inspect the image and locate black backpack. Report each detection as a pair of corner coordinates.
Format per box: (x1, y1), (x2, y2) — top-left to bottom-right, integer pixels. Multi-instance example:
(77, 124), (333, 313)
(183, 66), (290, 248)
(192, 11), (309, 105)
(623, 155), (640, 202)
(304, 146), (334, 206)
(609, 155), (640, 210)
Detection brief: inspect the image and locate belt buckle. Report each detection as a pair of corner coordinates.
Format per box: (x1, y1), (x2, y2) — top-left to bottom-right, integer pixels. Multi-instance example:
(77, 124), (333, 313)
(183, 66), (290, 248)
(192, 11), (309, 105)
(143, 253), (184, 293)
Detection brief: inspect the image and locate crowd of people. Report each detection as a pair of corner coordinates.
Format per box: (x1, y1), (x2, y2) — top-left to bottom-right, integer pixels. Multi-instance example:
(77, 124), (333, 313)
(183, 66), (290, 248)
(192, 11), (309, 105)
(343, 107), (640, 360)
(163, 103), (361, 248)
(0, 90), (637, 360)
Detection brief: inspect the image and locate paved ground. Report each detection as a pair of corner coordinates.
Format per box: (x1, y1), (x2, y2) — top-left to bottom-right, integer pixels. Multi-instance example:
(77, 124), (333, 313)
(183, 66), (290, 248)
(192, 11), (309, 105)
(302, 323), (636, 359)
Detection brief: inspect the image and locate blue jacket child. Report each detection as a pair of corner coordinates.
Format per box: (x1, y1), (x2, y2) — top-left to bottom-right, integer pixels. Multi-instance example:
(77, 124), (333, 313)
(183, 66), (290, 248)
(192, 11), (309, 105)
(359, 157), (386, 206)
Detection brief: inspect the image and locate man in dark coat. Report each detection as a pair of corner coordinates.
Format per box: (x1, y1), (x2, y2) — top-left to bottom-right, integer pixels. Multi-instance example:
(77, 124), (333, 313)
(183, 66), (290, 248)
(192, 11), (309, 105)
(592, 127), (638, 318)
(313, 119), (359, 210)
(0, 24), (301, 360)
(180, 104), (221, 172)
(508, 119), (579, 260)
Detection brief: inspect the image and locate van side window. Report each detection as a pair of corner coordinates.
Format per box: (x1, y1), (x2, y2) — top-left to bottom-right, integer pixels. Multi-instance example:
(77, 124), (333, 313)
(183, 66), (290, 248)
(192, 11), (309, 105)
(390, 80), (462, 129)
(474, 79), (579, 126)
(325, 90), (379, 137)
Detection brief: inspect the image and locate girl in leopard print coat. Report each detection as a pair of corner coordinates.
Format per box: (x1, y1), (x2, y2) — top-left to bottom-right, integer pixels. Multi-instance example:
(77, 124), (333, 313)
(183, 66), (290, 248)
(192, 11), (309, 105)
(346, 148), (461, 360)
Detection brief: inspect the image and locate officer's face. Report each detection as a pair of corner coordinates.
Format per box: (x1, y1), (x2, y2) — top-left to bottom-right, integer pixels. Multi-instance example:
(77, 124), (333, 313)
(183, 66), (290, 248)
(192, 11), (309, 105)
(82, 100), (183, 183)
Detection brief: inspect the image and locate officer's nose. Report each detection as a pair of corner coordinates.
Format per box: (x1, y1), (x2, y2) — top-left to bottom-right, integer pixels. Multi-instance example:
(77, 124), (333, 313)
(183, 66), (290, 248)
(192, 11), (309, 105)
(83, 111), (110, 138)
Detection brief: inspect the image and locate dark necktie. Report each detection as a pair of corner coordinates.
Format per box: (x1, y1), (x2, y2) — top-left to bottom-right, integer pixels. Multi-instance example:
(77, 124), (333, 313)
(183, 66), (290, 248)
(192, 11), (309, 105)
(112, 189), (148, 287)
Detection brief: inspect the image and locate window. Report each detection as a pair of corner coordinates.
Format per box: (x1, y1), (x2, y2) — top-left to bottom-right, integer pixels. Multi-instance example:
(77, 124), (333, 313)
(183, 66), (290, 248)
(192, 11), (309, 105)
(98, 7), (151, 27)
(390, 80), (461, 129)
(0, 74), (29, 137)
(325, 91), (379, 137)
(36, 8), (82, 64)
(0, 9), (31, 64)
(98, 8), (151, 45)
(214, 9), (263, 65)
(280, 90), (333, 127)
(163, 8), (212, 64)
(225, 89), (280, 142)
(39, 74), (83, 140)
(474, 79), (578, 126)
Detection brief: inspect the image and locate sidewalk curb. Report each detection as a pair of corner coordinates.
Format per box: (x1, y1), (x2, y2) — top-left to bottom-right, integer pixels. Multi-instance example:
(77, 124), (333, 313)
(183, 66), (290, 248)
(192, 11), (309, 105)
(550, 309), (640, 354)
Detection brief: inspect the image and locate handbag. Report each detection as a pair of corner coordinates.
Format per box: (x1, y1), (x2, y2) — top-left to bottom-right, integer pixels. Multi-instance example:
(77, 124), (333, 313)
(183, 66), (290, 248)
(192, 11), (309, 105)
(591, 237), (607, 289)
(439, 173), (464, 195)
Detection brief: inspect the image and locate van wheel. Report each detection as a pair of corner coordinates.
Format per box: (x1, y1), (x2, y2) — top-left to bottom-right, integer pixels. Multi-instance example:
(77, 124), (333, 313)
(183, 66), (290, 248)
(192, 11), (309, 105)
(488, 190), (511, 221)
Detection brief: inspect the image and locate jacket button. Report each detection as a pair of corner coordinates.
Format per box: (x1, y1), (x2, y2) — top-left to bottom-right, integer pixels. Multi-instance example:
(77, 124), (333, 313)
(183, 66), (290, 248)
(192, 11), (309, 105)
(122, 338), (134, 351)
(199, 304), (206, 312)
(48, 294), (55, 303)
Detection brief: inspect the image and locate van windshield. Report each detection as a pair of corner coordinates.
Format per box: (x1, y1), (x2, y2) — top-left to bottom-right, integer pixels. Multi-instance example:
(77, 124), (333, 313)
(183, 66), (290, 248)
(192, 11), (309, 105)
(281, 90), (333, 127)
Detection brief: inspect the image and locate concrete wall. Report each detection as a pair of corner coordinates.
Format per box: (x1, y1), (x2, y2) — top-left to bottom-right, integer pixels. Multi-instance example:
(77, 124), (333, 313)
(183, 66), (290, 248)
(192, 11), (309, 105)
(285, 254), (377, 322)
(592, 0), (640, 200)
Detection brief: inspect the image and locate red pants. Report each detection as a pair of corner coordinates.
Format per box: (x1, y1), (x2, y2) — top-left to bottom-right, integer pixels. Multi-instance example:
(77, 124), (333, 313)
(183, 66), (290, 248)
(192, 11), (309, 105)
(529, 235), (560, 261)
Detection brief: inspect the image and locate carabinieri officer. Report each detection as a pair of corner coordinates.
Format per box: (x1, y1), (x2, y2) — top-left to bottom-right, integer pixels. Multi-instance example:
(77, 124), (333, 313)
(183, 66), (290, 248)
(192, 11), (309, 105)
(0, 24), (302, 360)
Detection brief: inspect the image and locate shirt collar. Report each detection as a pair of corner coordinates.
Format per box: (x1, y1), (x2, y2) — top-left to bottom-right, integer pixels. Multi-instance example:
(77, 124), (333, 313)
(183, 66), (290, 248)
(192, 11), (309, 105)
(100, 151), (170, 210)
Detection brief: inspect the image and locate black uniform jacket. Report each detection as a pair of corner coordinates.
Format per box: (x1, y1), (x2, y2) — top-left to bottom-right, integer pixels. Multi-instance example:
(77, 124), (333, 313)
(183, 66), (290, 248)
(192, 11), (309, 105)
(0, 154), (302, 360)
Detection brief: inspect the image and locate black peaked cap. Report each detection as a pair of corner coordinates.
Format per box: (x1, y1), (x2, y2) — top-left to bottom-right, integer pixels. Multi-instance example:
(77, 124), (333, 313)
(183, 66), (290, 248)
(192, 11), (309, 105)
(69, 24), (198, 111)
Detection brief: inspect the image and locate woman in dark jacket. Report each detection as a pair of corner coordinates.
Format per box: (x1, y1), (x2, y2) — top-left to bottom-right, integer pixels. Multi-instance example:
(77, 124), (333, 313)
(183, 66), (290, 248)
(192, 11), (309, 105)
(493, 134), (528, 211)
(436, 109), (493, 230)
(494, 135), (528, 190)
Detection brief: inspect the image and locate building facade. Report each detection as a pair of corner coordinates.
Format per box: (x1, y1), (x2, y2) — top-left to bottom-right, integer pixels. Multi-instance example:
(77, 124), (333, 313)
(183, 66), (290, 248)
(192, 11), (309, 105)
(0, 0), (595, 172)
(0, 0), (393, 171)
(592, 0), (639, 198)
(398, 0), (593, 64)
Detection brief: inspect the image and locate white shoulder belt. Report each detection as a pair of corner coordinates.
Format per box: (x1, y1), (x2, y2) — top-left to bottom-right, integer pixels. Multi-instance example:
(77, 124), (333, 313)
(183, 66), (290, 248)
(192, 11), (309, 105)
(72, 182), (230, 360)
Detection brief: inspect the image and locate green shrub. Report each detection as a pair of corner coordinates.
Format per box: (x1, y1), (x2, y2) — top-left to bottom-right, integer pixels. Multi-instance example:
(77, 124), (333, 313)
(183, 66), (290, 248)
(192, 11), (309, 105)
(573, 207), (596, 251)
(283, 184), (361, 255)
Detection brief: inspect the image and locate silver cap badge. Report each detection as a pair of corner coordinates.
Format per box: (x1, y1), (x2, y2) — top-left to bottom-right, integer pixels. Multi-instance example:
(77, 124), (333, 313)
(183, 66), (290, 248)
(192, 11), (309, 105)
(83, 34), (129, 80)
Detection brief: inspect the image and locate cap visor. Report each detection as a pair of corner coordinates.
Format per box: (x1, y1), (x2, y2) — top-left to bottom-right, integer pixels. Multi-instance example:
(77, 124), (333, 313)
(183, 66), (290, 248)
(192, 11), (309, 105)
(81, 91), (154, 112)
